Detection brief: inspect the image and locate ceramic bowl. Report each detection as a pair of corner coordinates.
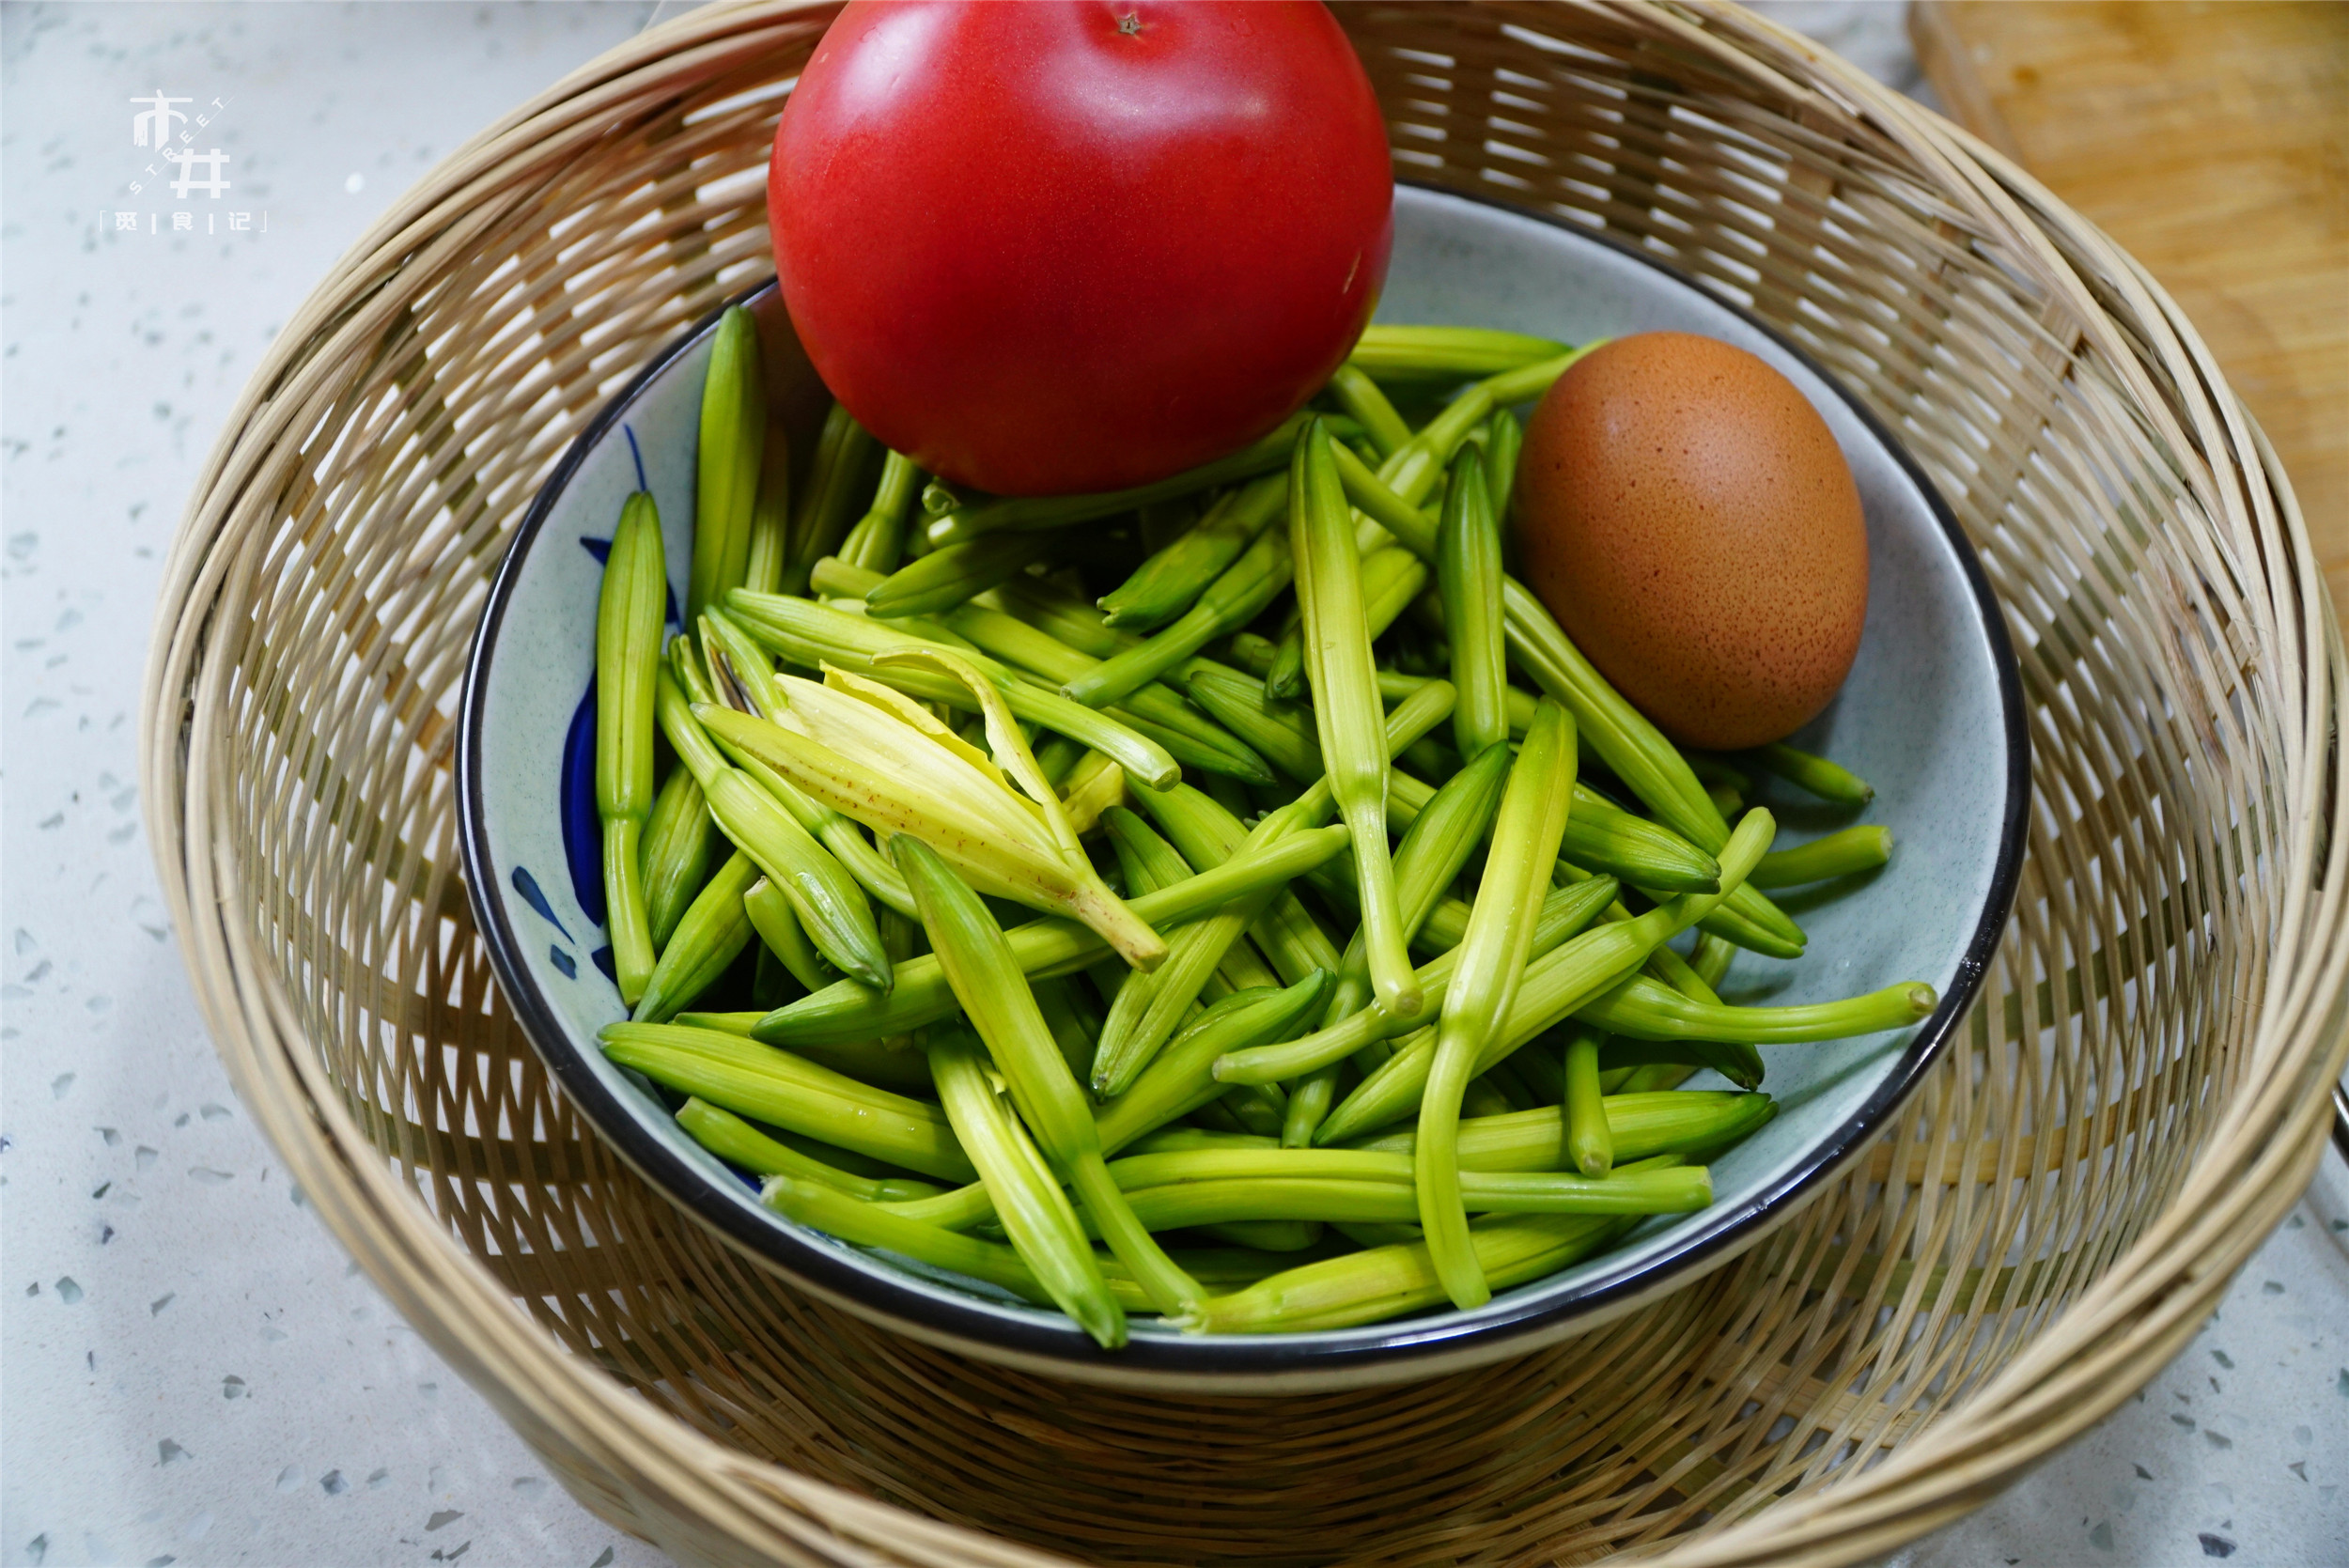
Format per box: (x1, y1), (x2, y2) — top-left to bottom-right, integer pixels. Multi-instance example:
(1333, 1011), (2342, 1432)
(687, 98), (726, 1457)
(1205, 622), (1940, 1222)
(457, 184), (2028, 1392)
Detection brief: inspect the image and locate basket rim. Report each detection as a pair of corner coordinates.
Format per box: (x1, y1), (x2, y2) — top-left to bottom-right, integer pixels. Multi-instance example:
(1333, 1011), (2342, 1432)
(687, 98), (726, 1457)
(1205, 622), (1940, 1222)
(451, 179), (2033, 1389)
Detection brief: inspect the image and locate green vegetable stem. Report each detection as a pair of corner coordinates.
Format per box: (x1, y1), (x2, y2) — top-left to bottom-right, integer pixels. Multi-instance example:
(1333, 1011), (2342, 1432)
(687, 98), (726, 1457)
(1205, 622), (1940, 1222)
(1579, 974), (1937, 1046)
(630, 849), (757, 1023)
(1483, 409), (1522, 525)
(780, 401), (876, 595)
(763, 1176), (1056, 1309)
(1751, 824), (1892, 888)
(837, 449), (924, 576)
(1062, 520), (1293, 709)
(865, 533), (1049, 619)
(896, 835), (1202, 1317)
(602, 1021), (972, 1180)
(1327, 364), (1414, 458)
(1347, 325), (1571, 381)
(596, 491), (666, 1003)
(1418, 700), (1579, 1307)
(1562, 1024), (1611, 1176)
(740, 418), (793, 597)
(687, 306), (767, 625)
(1095, 973), (1333, 1157)
(1438, 442), (1508, 759)
(926, 1023), (1126, 1347)
(676, 1097), (941, 1203)
(1747, 741), (1875, 805)
(1293, 419), (1419, 1022)
(642, 763), (718, 951)
(1097, 473), (1288, 632)
(1092, 809), (1288, 1096)
(1174, 1192), (1642, 1335)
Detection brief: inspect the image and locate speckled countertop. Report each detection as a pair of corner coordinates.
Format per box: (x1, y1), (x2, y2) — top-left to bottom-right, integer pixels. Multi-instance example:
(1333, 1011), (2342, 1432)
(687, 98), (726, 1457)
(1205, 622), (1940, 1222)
(2, 5), (2341, 1566)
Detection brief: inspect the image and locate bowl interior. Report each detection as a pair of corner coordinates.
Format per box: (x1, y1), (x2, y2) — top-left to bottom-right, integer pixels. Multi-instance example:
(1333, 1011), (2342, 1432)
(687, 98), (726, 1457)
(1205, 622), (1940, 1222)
(459, 184), (2024, 1391)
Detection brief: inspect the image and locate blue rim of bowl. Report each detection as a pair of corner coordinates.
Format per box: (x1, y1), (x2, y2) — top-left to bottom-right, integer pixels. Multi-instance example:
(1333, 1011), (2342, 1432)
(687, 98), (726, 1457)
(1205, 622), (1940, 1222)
(458, 181), (2030, 1383)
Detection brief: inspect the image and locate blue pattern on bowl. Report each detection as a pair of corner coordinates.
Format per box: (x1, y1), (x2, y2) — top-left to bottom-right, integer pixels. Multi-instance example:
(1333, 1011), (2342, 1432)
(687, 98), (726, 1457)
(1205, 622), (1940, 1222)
(556, 679), (603, 928)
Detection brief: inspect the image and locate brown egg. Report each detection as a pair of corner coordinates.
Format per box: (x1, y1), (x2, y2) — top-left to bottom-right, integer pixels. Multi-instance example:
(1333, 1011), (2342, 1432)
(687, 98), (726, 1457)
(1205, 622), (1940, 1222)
(1514, 332), (1867, 751)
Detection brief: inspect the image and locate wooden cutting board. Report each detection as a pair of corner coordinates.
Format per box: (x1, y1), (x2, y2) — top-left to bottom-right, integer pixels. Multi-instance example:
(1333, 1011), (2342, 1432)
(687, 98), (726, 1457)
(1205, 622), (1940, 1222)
(1910, 0), (2348, 633)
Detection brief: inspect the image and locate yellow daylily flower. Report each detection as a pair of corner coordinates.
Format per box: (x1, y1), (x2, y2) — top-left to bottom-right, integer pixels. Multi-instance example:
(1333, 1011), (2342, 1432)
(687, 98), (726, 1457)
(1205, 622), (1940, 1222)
(694, 646), (1167, 971)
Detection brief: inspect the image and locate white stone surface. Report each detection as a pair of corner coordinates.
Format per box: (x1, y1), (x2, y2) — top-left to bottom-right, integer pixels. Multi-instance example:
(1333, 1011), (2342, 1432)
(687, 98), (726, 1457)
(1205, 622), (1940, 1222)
(0, 5), (2339, 1566)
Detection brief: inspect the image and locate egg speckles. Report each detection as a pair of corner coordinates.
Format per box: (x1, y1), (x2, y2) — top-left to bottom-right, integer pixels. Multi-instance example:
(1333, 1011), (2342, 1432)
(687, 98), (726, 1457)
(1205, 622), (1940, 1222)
(1514, 332), (1868, 751)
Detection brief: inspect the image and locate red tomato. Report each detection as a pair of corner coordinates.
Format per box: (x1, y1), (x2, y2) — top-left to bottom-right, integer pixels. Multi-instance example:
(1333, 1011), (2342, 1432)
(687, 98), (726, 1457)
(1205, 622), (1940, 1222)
(768, 0), (1393, 497)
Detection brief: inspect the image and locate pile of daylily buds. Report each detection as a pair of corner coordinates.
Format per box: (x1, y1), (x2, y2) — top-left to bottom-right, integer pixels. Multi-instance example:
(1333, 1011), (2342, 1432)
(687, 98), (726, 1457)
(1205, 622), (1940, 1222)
(585, 306), (1928, 1346)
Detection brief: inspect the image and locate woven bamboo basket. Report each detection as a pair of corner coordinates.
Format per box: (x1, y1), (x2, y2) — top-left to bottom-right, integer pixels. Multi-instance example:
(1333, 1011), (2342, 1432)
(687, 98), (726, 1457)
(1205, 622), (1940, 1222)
(142, 2), (2349, 1562)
